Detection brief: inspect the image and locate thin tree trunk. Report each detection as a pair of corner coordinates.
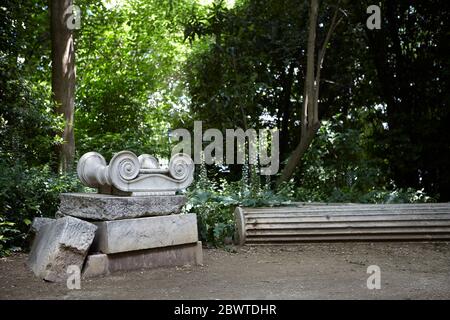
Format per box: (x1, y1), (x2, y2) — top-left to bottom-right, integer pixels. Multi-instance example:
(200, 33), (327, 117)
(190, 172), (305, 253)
(278, 0), (319, 185)
(302, 0), (319, 139)
(277, 0), (342, 186)
(277, 121), (320, 184)
(314, 6), (341, 115)
(51, 0), (76, 173)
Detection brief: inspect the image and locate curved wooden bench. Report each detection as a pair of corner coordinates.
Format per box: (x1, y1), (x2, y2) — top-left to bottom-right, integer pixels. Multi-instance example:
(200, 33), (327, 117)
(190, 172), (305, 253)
(234, 203), (450, 245)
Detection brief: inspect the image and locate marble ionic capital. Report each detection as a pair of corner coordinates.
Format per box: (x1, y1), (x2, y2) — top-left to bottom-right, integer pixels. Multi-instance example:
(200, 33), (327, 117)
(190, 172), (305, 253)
(77, 151), (194, 196)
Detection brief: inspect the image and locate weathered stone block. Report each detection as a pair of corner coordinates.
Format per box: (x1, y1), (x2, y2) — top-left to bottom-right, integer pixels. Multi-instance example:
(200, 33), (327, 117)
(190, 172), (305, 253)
(91, 214), (198, 254)
(82, 253), (109, 278)
(28, 216), (97, 282)
(83, 242), (203, 278)
(108, 241), (203, 272)
(30, 217), (54, 233)
(194, 240), (203, 266)
(57, 193), (187, 220)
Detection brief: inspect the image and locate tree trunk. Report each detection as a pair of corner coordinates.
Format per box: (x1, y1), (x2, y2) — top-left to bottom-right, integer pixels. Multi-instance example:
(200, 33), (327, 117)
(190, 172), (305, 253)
(277, 0), (319, 185)
(277, 0), (342, 186)
(50, 0), (76, 173)
(277, 122), (320, 184)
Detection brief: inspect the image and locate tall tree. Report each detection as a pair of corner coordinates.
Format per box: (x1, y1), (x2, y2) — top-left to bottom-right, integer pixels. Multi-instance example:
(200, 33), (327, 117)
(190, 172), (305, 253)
(357, 0), (450, 200)
(183, 0), (346, 181)
(74, 0), (191, 160)
(50, 0), (76, 172)
(277, 0), (342, 185)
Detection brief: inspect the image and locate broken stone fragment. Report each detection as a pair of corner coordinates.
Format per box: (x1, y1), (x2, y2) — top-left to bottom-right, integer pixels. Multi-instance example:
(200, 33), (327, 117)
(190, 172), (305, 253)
(30, 217), (54, 233)
(82, 253), (110, 278)
(28, 216), (97, 282)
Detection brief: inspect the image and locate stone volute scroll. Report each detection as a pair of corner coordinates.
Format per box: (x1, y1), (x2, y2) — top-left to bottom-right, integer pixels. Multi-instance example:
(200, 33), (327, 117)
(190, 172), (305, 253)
(77, 151), (195, 196)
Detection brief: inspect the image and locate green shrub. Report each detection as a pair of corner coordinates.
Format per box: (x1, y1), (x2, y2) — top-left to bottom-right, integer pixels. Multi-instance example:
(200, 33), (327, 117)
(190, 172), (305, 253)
(184, 161), (293, 247)
(0, 218), (20, 256)
(0, 161), (82, 256)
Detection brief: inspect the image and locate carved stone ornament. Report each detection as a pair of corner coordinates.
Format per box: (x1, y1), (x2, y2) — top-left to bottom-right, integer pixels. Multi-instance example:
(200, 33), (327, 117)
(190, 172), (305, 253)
(77, 151), (194, 196)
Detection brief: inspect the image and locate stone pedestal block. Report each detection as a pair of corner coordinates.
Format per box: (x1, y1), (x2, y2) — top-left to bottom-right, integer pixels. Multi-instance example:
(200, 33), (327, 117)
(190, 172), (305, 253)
(57, 193), (187, 221)
(83, 241), (203, 278)
(91, 214), (198, 254)
(28, 216), (97, 282)
(82, 253), (110, 278)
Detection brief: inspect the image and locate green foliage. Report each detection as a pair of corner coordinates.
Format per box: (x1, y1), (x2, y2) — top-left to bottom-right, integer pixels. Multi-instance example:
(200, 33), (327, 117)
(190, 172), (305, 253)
(183, 0), (310, 132)
(295, 110), (388, 201)
(328, 188), (435, 204)
(0, 161), (82, 256)
(75, 0), (192, 160)
(185, 160), (293, 247)
(293, 111), (436, 204)
(356, 0), (450, 200)
(184, 0), (450, 200)
(0, 0), (60, 167)
(0, 218), (20, 257)
(0, 1), (75, 256)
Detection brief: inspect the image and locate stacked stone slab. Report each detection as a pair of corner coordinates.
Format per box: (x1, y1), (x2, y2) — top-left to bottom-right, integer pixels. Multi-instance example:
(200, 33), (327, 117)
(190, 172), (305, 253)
(28, 151), (201, 281)
(57, 193), (202, 278)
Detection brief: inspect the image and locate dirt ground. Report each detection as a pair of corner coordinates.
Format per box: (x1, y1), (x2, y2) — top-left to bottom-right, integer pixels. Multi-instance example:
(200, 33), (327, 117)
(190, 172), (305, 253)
(0, 242), (449, 300)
